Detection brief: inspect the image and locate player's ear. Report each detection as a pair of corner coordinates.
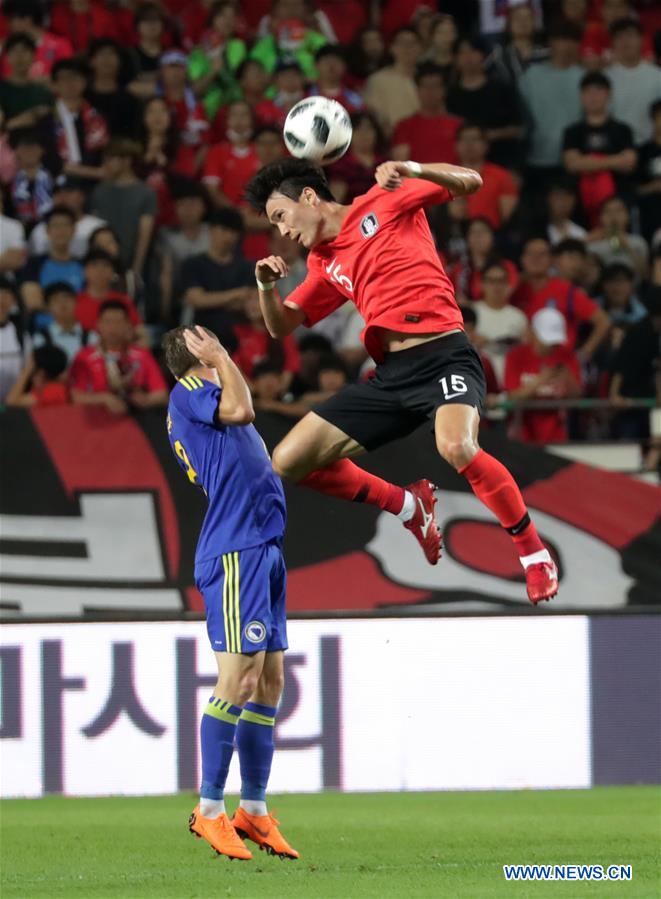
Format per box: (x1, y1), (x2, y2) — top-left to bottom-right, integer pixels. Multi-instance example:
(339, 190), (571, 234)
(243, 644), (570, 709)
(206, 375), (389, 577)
(301, 188), (318, 205)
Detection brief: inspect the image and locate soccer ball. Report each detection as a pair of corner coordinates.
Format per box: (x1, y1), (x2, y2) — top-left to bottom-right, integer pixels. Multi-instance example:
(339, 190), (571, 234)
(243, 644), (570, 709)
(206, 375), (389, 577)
(283, 97), (352, 165)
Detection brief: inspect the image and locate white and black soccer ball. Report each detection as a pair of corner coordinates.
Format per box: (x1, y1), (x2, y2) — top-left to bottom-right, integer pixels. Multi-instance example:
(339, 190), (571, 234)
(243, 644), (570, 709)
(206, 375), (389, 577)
(283, 96), (352, 165)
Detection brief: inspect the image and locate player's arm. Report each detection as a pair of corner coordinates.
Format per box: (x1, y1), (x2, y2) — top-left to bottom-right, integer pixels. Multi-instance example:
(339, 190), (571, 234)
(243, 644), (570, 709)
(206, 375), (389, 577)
(254, 255), (306, 338)
(375, 160), (482, 198)
(183, 326), (255, 425)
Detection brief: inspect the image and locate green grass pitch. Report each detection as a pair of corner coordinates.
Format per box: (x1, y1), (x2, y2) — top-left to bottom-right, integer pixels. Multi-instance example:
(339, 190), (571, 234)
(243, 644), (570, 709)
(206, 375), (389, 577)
(2, 788), (659, 898)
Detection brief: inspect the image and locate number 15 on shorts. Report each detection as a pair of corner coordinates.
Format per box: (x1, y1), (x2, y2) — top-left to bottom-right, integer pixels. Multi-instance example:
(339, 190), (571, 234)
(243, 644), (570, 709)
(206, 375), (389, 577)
(439, 374), (468, 400)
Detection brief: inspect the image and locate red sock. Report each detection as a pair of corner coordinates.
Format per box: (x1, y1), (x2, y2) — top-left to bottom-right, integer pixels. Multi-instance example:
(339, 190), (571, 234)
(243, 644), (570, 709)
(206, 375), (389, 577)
(299, 459), (405, 514)
(459, 449), (544, 557)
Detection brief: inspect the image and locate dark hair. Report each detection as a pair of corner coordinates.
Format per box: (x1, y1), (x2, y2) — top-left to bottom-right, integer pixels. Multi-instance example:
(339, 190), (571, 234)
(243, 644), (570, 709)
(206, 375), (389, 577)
(83, 248), (116, 268)
(4, 32), (37, 54)
(104, 137), (142, 160)
(44, 282), (76, 303)
(580, 71), (611, 91)
(207, 0), (234, 27)
(245, 159), (335, 213)
(135, 2), (165, 26)
(609, 16), (643, 39)
(391, 26), (422, 44)
(297, 333), (333, 354)
(52, 58), (89, 81)
(98, 300), (130, 318)
(651, 99), (661, 119)
(454, 34), (490, 56)
(171, 178), (208, 203)
(456, 122), (487, 141)
(254, 124), (282, 142)
(482, 260), (509, 278)
(162, 325), (216, 379)
(4, 0), (44, 25)
(0, 277), (18, 299)
(600, 193), (628, 213)
(88, 37), (122, 58)
(602, 262), (635, 282)
(414, 62), (446, 86)
(252, 360), (284, 379)
(548, 22), (583, 42)
(45, 205), (76, 226)
(9, 127), (43, 149)
(34, 345), (68, 380)
(318, 353), (348, 375)
(208, 207), (245, 234)
(315, 44), (346, 63)
(548, 176), (577, 194)
(236, 58), (266, 82)
(89, 225), (120, 250)
(554, 238), (587, 256)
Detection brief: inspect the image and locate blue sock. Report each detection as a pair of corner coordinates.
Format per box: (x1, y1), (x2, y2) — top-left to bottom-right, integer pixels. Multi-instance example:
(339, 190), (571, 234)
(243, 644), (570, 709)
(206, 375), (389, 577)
(236, 702), (277, 807)
(200, 696), (242, 808)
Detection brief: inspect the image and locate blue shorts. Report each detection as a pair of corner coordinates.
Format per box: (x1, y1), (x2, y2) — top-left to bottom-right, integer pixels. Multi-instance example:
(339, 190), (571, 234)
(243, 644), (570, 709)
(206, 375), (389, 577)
(195, 539), (288, 654)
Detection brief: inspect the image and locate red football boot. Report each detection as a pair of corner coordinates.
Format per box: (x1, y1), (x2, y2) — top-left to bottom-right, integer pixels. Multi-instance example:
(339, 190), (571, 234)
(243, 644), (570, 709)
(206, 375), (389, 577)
(403, 479), (442, 565)
(526, 560), (559, 604)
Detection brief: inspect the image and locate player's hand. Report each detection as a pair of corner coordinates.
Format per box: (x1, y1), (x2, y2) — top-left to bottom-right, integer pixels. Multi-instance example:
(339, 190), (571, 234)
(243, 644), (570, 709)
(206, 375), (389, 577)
(375, 160), (416, 191)
(255, 256), (288, 284)
(184, 325), (228, 367)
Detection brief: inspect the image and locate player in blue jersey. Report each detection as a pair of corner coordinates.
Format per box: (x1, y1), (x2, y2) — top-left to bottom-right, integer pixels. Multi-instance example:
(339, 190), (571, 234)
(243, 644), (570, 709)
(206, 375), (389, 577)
(163, 324), (299, 862)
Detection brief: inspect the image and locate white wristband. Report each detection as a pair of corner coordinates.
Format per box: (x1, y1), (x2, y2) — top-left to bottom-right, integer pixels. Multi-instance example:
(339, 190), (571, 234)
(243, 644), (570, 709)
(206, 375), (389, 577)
(406, 160), (422, 176)
(256, 278), (275, 291)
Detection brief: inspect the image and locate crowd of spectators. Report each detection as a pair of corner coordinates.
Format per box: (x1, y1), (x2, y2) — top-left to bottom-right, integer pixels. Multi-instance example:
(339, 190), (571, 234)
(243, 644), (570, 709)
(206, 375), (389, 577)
(0, 0), (659, 451)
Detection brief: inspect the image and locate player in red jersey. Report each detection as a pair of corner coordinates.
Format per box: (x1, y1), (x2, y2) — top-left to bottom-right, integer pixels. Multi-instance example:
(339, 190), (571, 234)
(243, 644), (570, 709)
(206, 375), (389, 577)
(245, 158), (557, 603)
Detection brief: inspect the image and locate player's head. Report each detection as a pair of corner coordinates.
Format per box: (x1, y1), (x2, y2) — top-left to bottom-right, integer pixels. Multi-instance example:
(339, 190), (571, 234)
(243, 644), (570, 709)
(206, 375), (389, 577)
(162, 325), (218, 379)
(245, 159), (337, 249)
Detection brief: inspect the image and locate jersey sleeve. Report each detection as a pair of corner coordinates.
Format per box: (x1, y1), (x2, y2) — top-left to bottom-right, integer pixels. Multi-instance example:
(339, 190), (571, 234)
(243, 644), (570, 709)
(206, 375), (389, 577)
(376, 178), (452, 215)
(284, 272), (346, 326)
(181, 383), (223, 427)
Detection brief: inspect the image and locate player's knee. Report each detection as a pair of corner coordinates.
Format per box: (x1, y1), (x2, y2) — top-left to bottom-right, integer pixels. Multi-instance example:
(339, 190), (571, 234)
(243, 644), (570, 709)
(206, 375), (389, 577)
(218, 666), (261, 706)
(255, 668), (285, 706)
(437, 435), (478, 470)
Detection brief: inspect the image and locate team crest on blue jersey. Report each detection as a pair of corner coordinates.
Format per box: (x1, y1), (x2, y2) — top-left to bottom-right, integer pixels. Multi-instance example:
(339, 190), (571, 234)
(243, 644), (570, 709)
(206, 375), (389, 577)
(245, 620), (266, 643)
(360, 212), (379, 239)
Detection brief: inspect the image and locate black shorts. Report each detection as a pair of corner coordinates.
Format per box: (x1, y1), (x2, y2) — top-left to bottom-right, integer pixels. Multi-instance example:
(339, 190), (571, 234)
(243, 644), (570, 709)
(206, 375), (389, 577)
(313, 331), (486, 451)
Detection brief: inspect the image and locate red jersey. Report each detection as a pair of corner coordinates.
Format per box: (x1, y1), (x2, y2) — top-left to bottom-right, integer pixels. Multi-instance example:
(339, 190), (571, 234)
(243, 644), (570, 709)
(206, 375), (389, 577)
(466, 162), (518, 229)
(285, 179), (463, 362)
(70, 344), (166, 394)
(76, 291), (141, 331)
(203, 143), (259, 206)
(232, 325), (300, 378)
(511, 277), (597, 350)
(392, 113), (463, 165)
(504, 343), (581, 444)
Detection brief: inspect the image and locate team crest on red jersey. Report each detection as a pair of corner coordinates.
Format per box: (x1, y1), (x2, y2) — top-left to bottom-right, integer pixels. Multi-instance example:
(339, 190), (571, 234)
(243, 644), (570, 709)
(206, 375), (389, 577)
(360, 213), (379, 238)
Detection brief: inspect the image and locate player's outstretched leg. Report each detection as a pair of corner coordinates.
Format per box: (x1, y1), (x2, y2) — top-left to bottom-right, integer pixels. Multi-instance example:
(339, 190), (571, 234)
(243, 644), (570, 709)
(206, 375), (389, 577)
(435, 405), (558, 603)
(272, 413), (441, 564)
(232, 653), (299, 859)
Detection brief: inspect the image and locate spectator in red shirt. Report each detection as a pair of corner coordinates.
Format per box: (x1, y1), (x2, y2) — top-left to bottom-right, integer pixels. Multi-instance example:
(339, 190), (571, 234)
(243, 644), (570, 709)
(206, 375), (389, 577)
(50, 0), (119, 54)
(2, 0), (73, 80)
(328, 111), (386, 204)
(455, 124), (519, 229)
(75, 249), (144, 339)
(308, 45), (364, 114)
(203, 100), (258, 208)
(5, 344), (70, 407)
(392, 64), (463, 165)
(511, 236), (611, 359)
(50, 57), (109, 182)
(158, 50), (210, 167)
(505, 307), (582, 444)
(253, 59), (306, 130)
(70, 300), (167, 414)
(233, 290), (300, 390)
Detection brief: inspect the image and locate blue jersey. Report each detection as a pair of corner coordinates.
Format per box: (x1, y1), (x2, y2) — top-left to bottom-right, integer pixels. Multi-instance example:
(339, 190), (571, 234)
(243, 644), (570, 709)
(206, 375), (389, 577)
(167, 375), (286, 563)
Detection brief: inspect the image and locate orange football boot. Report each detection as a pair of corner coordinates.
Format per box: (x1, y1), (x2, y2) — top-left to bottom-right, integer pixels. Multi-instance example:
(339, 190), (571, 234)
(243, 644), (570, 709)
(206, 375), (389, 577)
(188, 805), (252, 860)
(232, 807), (300, 859)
